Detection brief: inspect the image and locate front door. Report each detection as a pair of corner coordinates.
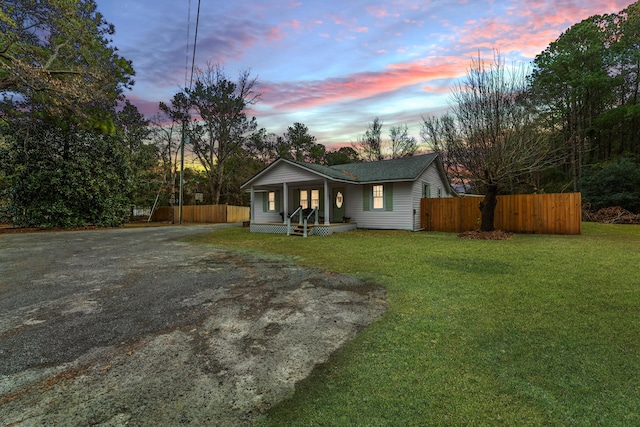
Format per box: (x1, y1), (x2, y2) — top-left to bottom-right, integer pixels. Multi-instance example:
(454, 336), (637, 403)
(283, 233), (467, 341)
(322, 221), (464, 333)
(332, 187), (345, 222)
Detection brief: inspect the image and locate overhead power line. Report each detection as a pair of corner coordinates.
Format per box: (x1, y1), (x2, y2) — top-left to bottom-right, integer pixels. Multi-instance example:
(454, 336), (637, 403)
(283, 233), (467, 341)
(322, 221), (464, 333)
(189, 0), (201, 89)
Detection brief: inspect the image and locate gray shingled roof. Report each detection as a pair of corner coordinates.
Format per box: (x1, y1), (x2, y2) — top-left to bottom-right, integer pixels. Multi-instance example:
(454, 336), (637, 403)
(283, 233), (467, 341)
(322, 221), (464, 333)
(289, 153), (438, 183)
(241, 153), (446, 189)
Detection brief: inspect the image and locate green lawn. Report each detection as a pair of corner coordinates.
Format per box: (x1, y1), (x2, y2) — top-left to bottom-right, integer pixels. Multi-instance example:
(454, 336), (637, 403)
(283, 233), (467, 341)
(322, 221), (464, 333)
(188, 223), (640, 426)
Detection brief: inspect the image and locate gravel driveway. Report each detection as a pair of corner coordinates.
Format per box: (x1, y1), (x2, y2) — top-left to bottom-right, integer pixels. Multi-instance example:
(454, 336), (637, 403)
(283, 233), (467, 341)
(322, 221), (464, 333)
(0, 225), (386, 426)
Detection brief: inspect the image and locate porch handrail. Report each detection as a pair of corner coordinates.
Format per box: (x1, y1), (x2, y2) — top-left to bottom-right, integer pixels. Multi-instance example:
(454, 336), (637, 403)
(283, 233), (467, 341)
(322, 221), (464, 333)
(287, 206), (303, 236)
(303, 207), (319, 237)
(305, 207), (319, 225)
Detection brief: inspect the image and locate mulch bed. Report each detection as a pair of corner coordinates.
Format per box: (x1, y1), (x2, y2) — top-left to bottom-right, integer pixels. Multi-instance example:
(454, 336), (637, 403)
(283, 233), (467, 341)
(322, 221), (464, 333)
(457, 229), (513, 240)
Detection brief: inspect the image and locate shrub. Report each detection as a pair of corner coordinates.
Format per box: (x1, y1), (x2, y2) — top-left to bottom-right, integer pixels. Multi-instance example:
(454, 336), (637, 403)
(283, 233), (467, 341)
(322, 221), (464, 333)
(581, 157), (640, 213)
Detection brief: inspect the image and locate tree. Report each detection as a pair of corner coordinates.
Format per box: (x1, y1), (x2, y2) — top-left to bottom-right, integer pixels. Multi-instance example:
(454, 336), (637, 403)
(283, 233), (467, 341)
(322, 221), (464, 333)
(530, 15), (613, 191)
(282, 122), (316, 160)
(325, 146), (361, 166)
(244, 128), (281, 164)
(0, 118), (131, 228)
(265, 122), (324, 164)
(184, 64), (259, 204)
(115, 100), (159, 210)
(0, 0), (136, 228)
(355, 118), (417, 161)
(420, 114), (472, 192)
(423, 53), (557, 231)
(355, 117), (384, 161)
(389, 124), (417, 158)
(149, 111), (184, 221)
(530, 2), (640, 190)
(581, 157), (640, 213)
(0, 0), (134, 123)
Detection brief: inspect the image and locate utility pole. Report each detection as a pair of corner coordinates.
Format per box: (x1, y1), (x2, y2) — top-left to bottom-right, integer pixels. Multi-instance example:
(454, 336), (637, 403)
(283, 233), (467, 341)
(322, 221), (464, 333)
(179, 127), (187, 224)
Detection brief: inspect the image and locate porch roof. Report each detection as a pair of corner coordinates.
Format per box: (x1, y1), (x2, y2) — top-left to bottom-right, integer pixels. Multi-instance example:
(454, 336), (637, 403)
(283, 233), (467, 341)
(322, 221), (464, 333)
(241, 153), (439, 189)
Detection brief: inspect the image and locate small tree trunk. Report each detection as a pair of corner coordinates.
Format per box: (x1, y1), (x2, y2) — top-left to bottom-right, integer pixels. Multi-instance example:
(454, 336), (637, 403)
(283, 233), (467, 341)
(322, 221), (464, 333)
(479, 184), (498, 231)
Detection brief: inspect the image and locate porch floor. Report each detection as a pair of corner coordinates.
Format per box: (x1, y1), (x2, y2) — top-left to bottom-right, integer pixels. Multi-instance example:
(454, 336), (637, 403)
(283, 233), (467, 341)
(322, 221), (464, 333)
(249, 222), (357, 236)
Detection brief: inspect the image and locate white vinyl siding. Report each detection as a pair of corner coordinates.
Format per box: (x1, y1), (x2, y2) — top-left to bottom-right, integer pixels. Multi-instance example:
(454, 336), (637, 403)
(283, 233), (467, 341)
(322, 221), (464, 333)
(348, 182), (412, 230)
(252, 162), (321, 186)
(254, 191), (282, 223)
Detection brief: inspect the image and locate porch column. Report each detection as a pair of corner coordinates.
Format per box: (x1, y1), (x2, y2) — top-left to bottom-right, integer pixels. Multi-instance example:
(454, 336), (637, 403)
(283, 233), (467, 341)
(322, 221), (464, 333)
(324, 179), (330, 225)
(283, 182), (289, 224)
(250, 187), (254, 222)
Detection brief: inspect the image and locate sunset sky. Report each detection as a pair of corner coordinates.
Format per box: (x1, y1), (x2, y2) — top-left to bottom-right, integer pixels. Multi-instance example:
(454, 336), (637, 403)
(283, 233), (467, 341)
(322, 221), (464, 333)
(96, 0), (635, 150)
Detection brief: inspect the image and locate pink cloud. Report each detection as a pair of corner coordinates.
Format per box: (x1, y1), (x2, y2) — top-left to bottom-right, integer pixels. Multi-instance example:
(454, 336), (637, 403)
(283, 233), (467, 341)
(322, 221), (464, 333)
(265, 26), (284, 41)
(421, 85), (453, 94)
(260, 56), (469, 111)
(451, 0), (630, 60)
(365, 6), (400, 18)
(287, 19), (302, 30)
(455, 0), (635, 58)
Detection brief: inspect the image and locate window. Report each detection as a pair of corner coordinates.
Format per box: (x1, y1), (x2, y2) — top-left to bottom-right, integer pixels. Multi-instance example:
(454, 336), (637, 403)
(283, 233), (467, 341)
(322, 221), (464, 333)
(423, 183), (431, 198)
(311, 189), (320, 209)
(299, 190), (308, 209)
(363, 184), (392, 211)
(372, 185), (384, 209)
(268, 191), (276, 211)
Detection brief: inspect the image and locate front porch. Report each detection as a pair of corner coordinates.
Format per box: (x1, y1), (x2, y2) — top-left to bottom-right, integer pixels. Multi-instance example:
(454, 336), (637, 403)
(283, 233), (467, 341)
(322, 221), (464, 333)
(249, 222), (357, 237)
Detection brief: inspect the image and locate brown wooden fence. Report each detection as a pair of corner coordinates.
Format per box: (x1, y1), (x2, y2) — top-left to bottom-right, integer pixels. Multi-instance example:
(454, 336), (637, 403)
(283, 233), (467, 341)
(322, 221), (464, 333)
(151, 205), (250, 224)
(420, 193), (582, 234)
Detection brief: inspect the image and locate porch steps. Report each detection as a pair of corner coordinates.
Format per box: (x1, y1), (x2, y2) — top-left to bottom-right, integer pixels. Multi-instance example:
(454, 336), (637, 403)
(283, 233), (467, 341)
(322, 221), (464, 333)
(290, 224), (314, 237)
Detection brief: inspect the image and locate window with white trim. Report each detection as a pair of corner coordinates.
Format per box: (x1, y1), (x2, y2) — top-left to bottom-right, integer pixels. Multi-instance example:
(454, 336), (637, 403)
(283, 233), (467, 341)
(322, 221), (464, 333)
(268, 191), (276, 211)
(372, 185), (384, 209)
(311, 189), (320, 209)
(299, 190), (308, 209)
(423, 183), (431, 198)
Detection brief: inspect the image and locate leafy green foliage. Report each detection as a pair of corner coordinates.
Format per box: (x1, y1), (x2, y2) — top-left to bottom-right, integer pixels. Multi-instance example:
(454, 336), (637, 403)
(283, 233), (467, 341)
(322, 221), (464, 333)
(116, 100), (160, 207)
(1, 124), (130, 228)
(0, 0), (134, 122)
(0, 1), (146, 228)
(325, 146), (361, 166)
(581, 157), (640, 212)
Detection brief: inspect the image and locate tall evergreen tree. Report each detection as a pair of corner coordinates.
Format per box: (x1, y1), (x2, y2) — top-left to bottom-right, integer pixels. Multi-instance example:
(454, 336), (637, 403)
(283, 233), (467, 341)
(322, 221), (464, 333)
(0, 0), (136, 228)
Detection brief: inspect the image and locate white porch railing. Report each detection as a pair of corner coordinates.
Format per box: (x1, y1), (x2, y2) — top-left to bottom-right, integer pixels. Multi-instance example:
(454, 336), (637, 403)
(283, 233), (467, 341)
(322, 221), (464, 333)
(286, 206), (319, 237)
(286, 206), (302, 236)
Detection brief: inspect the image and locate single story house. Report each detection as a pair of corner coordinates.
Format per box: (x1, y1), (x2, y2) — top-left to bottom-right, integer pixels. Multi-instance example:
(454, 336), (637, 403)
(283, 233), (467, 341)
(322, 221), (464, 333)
(240, 153), (457, 236)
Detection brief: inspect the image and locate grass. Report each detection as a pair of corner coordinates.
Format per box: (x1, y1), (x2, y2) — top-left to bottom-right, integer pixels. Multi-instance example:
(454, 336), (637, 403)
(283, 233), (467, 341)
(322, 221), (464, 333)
(187, 223), (640, 426)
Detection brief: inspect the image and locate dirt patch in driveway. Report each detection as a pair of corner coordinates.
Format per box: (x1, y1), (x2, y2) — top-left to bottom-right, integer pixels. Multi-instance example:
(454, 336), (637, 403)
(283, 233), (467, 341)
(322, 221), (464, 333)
(0, 226), (386, 426)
